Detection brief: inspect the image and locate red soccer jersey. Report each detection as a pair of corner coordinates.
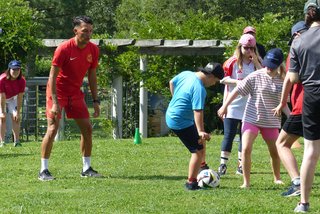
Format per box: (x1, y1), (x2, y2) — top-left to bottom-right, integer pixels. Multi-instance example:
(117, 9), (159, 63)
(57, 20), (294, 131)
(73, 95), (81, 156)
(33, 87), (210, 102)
(51, 38), (99, 97)
(285, 54), (303, 115)
(0, 73), (26, 99)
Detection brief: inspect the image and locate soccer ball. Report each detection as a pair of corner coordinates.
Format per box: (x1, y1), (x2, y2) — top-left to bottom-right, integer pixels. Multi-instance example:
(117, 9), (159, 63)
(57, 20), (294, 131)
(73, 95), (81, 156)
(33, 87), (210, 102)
(197, 169), (220, 188)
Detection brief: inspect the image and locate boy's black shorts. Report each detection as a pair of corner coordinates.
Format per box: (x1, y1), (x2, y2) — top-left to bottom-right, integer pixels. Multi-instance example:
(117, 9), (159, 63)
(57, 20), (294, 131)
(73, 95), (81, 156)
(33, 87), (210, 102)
(282, 114), (303, 137)
(172, 124), (203, 153)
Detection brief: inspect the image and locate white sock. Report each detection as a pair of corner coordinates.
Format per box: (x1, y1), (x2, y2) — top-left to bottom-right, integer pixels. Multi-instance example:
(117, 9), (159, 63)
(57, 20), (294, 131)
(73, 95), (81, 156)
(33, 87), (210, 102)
(220, 151), (230, 164)
(41, 158), (49, 172)
(82, 156), (91, 172)
(292, 177), (301, 186)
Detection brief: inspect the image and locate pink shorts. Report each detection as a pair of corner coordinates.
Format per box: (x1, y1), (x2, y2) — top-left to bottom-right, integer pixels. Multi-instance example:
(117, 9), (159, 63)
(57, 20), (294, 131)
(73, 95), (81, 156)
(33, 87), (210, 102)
(242, 122), (279, 141)
(46, 92), (89, 119)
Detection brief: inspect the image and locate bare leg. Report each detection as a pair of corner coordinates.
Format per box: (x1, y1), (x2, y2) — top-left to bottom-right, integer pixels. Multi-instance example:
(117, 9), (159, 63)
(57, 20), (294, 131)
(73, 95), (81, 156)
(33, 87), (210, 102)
(11, 116), (21, 142)
(276, 130), (300, 179)
(265, 138), (281, 182)
(41, 117), (60, 159)
(74, 118), (93, 157)
(0, 117), (6, 142)
(300, 139), (320, 204)
(241, 131), (257, 188)
(189, 149), (204, 179)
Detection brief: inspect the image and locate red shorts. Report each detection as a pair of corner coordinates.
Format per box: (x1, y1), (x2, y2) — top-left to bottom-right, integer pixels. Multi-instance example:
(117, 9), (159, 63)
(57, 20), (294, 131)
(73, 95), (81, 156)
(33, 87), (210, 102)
(46, 91), (89, 119)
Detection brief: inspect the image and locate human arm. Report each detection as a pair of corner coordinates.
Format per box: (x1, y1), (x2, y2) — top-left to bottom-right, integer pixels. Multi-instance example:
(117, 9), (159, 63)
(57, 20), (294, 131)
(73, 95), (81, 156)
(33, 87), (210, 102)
(13, 92), (24, 121)
(169, 80), (174, 96)
(88, 67), (100, 118)
(272, 73), (293, 117)
(217, 89), (240, 119)
(288, 72), (300, 84)
(194, 109), (210, 144)
(48, 65), (61, 119)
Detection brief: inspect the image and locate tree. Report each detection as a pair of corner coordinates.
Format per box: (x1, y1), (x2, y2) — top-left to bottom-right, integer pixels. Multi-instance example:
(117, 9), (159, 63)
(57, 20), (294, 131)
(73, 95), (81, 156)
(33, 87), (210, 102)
(0, 0), (42, 70)
(28, 0), (87, 39)
(86, 0), (120, 36)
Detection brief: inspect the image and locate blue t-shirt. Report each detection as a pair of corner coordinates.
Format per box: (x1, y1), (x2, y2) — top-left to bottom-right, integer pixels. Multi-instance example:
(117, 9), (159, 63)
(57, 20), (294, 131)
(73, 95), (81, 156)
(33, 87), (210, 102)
(166, 71), (207, 130)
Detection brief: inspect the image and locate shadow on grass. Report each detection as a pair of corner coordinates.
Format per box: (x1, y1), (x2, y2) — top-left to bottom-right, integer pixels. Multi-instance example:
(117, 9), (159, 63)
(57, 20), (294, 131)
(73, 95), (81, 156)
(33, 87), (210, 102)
(0, 153), (33, 158)
(112, 175), (185, 181)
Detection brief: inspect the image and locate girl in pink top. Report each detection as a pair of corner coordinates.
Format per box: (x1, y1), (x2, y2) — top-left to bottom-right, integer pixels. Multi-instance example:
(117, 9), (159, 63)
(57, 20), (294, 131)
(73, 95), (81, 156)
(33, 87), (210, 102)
(0, 60), (26, 147)
(218, 48), (290, 188)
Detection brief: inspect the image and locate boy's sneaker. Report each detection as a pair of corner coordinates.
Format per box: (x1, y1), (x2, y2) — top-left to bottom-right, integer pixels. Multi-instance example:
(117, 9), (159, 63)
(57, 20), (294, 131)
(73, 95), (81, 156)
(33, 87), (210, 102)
(236, 165), (243, 175)
(218, 164), (227, 175)
(185, 181), (200, 190)
(14, 142), (22, 147)
(282, 182), (301, 197)
(38, 169), (55, 181)
(199, 164), (210, 172)
(0, 141), (5, 147)
(81, 167), (102, 177)
(294, 202), (309, 213)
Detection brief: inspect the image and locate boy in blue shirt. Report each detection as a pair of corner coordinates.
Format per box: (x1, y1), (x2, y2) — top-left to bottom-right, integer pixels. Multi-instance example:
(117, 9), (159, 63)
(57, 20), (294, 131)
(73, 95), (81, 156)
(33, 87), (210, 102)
(166, 62), (224, 190)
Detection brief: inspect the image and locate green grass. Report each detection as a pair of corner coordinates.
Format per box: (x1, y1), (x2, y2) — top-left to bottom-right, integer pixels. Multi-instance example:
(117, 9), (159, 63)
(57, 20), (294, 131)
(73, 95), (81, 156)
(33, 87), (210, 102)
(1, 136), (320, 213)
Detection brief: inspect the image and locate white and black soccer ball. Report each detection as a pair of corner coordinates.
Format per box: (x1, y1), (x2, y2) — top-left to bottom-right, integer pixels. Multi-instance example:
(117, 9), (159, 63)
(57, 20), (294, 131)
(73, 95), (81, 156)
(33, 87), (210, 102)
(197, 169), (220, 188)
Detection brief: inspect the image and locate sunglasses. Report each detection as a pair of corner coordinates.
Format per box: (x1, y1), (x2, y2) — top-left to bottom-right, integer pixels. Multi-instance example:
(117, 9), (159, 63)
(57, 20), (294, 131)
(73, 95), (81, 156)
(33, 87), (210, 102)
(243, 46), (255, 50)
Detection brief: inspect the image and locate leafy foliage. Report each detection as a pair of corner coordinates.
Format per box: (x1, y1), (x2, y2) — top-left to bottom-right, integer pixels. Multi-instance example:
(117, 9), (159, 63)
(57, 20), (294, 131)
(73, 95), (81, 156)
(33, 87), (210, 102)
(0, 0), (42, 70)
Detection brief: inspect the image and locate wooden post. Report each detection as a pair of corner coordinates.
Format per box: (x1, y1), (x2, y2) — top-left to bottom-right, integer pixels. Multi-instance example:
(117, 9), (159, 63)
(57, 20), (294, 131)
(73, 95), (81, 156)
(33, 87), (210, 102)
(112, 76), (123, 139)
(139, 56), (148, 138)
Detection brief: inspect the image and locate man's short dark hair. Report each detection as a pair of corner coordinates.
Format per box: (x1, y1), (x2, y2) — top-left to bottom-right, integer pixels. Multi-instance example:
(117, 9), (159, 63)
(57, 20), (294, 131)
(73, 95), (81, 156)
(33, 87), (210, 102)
(73, 16), (93, 27)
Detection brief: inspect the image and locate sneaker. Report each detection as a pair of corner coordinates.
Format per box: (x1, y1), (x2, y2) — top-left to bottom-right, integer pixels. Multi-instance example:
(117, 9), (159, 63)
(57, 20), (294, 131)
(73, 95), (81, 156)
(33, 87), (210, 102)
(218, 164), (227, 175)
(38, 169), (55, 181)
(199, 164), (210, 172)
(282, 182), (301, 197)
(294, 202), (310, 213)
(236, 165), (243, 175)
(81, 167), (102, 177)
(0, 141), (5, 147)
(14, 142), (22, 147)
(185, 181), (200, 190)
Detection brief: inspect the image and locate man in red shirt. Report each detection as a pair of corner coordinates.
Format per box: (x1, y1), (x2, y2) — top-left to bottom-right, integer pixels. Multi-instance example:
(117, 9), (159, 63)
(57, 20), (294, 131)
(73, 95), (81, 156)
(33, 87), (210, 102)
(38, 16), (101, 181)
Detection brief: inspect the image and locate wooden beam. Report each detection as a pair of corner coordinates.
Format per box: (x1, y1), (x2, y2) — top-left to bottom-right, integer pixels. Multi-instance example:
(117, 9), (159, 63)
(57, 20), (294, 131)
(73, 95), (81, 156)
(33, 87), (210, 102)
(104, 39), (135, 47)
(192, 40), (220, 47)
(135, 39), (164, 47)
(138, 47), (225, 56)
(163, 40), (192, 47)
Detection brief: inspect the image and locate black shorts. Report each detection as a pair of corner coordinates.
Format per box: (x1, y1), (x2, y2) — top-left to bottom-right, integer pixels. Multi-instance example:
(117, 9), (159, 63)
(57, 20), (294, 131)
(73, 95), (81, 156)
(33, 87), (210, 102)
(302, 87), (320, 140)
(172, 124), (203, 153)
(282, 114), (303, 137)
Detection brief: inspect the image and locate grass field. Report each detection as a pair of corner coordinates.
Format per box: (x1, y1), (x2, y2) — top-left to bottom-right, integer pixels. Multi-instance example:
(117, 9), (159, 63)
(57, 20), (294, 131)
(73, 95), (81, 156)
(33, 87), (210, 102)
(1, 135), (320, 213)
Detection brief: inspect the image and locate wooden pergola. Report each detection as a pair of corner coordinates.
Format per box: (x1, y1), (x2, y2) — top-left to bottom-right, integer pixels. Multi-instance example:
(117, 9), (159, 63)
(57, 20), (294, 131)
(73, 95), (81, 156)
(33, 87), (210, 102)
(42, 39), (230, 139)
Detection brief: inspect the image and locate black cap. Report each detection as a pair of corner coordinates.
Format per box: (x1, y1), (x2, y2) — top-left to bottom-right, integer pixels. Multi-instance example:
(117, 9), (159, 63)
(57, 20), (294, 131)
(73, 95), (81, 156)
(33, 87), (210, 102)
(199, 62), (224, 80)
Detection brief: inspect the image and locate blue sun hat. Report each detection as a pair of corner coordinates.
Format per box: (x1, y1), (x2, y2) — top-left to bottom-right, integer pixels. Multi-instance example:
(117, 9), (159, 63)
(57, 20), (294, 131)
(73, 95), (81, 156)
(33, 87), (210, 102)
(8, 60), (21, 69)
(262, 48), (284, 69)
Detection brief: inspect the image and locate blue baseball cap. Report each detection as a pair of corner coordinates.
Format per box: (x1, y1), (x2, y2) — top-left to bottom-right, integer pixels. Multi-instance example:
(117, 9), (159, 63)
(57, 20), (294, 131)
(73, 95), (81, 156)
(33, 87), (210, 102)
(8, 60), (21, 69)
(288, 21), (309, 45)
(262, 48), (284, 69)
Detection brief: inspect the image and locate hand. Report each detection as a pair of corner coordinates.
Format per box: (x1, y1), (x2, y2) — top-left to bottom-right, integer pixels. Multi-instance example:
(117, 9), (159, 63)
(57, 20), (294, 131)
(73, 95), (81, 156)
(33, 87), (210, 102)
(220, 76), (230, 84)
(92, 102), (100, 118)
(50, 103), (60, 120)
(272, 104), (283, 117)
(198, 131), (211, 145)
(13, 111), (20, 121)
(0, 113), (5, 118)
(217, 105), (227, 119)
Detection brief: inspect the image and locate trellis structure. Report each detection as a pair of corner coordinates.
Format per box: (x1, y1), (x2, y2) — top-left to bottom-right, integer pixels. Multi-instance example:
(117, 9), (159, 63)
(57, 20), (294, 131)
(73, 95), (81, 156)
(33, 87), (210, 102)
(40, 39), (230, 139)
